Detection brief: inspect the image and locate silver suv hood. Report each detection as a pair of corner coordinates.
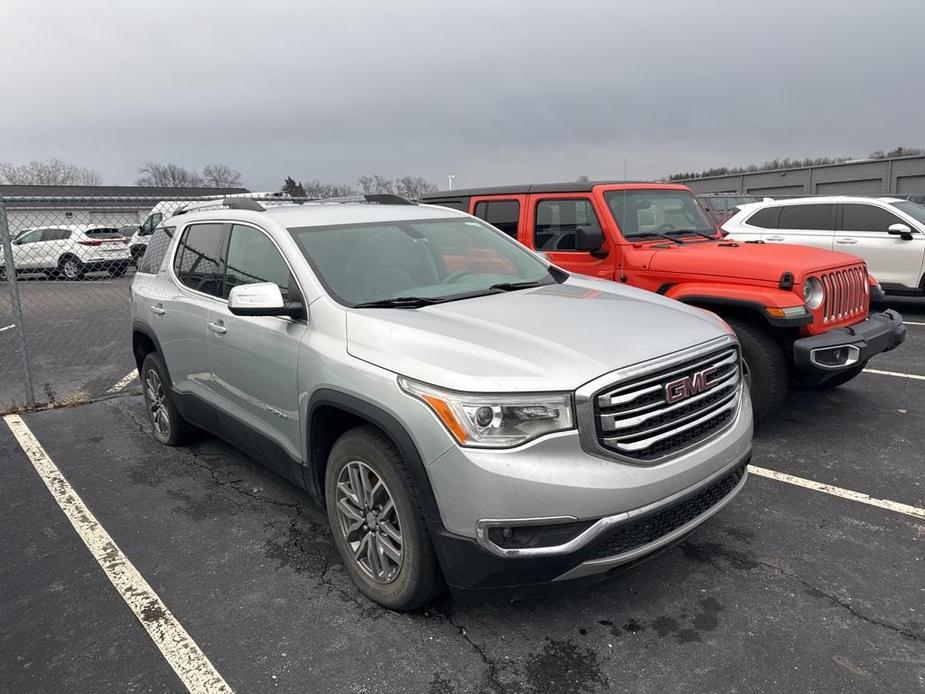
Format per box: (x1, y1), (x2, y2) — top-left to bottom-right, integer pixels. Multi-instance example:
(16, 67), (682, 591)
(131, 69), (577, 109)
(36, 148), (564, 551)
(345, 279), (730, 392)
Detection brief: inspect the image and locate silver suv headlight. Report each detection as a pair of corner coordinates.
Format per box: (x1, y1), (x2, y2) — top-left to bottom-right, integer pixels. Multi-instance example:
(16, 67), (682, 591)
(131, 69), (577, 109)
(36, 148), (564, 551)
(399, 377), (574, 448)
(803, 276), (824, 309)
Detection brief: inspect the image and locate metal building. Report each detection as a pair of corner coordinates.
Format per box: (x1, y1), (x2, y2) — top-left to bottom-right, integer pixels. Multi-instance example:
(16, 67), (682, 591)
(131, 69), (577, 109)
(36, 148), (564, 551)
(676, 154), (925, 197)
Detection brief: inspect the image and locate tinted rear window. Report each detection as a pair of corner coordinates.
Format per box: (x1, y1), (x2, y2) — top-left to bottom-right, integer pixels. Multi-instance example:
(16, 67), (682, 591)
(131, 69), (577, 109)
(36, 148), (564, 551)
(173, 223), (226, 296)
(137, 227), (175, 274)
(84, 228), (123, 238)
(778, 204), (834, 231)
(745, 207), (779, 228)
(474, 199), (520, 238)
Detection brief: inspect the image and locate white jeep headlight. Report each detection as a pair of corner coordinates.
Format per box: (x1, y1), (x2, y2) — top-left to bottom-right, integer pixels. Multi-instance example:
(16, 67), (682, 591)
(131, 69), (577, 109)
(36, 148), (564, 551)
(803, 276), (824, 309)
(399, 377), (574, 448)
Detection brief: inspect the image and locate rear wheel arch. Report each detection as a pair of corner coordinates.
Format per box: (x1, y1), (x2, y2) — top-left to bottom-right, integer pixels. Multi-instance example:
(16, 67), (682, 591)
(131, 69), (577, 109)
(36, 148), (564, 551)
(132, 323), (173, 385)
(307, 390), (441, 523)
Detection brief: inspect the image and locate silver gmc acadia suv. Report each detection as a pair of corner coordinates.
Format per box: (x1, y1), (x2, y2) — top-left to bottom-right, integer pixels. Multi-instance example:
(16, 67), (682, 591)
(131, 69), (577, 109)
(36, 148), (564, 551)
(130, 195), (754, 610)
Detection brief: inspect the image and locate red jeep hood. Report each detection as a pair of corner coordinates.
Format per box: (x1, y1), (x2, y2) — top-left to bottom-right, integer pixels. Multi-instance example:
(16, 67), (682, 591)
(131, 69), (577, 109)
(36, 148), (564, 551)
(644, 241), (862, 282)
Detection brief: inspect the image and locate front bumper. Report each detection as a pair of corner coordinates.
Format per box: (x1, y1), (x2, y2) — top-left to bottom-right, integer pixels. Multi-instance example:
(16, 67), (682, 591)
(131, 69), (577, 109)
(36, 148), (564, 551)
(793, 309), (906, 374)
(430, 450), (750, 592)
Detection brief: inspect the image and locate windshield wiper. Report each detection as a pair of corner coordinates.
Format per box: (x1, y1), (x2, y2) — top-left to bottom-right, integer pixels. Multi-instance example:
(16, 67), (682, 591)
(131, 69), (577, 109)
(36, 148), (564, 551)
(664, 229), (718, 241)
(488, 280), (545, 292)
(627, 232), (683, 245)
(352, 296), (442, 309)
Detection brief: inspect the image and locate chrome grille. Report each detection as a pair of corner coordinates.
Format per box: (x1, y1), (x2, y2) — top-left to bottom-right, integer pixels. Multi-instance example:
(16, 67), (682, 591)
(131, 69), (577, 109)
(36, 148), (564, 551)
(594, 346), (741, 462)
(821, 265), (867, 324)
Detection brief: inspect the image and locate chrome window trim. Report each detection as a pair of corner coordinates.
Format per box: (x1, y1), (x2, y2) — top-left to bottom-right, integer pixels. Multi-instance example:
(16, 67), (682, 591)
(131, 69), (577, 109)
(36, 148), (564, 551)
(575, 334), (741, 465)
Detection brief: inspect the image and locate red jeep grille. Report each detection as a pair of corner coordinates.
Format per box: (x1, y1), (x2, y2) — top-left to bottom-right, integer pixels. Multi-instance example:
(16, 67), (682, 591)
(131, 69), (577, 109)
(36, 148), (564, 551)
(821, 265), (867, 325)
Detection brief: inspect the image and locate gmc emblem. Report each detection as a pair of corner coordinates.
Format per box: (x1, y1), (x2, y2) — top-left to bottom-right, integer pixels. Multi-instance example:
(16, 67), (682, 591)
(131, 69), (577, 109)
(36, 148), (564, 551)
(665, 366), (721, 404)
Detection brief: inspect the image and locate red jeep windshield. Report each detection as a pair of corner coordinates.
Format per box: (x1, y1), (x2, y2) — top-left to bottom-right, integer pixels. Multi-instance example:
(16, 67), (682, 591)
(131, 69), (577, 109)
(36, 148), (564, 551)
(604, 190), (715, 239)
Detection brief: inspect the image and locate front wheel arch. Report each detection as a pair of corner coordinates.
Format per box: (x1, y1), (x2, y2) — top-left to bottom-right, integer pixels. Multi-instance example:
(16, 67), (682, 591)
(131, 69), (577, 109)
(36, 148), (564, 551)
(307, 390), (441, 524)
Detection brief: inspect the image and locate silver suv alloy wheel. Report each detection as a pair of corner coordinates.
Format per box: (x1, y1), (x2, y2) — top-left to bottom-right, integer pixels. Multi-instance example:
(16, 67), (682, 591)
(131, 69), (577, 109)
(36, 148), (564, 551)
(334, 460), (404, 583)
(145, 369), (170, 439)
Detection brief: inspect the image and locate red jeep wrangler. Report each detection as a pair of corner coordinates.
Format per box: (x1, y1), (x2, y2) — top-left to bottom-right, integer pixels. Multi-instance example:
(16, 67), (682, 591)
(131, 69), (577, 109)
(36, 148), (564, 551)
(421, 182), (906, 420)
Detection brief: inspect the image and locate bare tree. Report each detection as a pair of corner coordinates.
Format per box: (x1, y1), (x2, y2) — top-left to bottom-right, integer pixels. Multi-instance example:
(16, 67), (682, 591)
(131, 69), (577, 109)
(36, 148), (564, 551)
(357, 175), (375, 194)
(358, 175), (395, 194)
(576, 175), (590, 183)
(395, 176), (437, 200)
(201, 163), (242, 188)
(0, 158), (101, 185)
(327, 183), (355, 197)
(300, 179), (355, 198)
(136, 162), (203, 187)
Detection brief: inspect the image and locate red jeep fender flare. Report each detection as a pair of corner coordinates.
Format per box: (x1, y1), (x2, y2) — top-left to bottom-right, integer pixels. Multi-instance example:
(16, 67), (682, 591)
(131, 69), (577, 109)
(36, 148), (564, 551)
(663, 283), (811, 327)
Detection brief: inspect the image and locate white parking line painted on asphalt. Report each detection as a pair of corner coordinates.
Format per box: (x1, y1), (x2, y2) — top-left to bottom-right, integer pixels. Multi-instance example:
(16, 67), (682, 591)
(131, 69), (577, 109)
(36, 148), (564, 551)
(107, 369), (139, 393)
(0, 324), (14, 333)
(863, 368), (925, 381)
(3, 414), (234, 694)
(748, 465), (925, 521)
(903, 321), (925, 326)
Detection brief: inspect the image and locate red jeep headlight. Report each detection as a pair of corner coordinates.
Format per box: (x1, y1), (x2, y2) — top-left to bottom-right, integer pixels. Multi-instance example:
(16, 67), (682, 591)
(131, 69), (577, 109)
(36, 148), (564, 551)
(802, 276), (824, 309)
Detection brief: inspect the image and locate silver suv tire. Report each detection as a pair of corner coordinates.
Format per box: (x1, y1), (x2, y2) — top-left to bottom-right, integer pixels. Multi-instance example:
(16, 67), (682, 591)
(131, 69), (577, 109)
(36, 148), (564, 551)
(141, 353), (191, 446)
(325, 425), (442, 610)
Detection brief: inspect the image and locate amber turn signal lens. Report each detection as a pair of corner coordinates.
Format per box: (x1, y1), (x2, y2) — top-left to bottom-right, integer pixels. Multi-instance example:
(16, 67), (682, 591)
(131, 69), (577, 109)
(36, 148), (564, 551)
(421, 394), (468, 444)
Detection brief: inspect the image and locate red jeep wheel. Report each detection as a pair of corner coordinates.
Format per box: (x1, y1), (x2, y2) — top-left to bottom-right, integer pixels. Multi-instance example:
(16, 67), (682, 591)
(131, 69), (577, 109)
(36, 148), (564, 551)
(727, 318), (788, 421)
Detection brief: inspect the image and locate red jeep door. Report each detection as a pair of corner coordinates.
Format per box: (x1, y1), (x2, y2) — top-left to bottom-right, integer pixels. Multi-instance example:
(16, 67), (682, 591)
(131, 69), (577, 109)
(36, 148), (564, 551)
(525, 193), (616, 280)
(470, 196), (526, 241)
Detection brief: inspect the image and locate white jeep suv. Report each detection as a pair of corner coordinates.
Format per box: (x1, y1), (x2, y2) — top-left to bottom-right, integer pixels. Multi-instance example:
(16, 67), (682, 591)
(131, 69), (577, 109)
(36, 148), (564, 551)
(723, 196), (925, 296)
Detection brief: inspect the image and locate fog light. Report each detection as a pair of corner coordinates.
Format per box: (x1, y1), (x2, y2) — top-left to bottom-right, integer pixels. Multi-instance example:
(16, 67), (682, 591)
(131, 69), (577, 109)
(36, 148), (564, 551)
(809, 345), (861, 370)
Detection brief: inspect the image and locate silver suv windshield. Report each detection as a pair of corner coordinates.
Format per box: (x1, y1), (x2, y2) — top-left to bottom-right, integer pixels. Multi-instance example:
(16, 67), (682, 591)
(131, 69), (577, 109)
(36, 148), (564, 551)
(288, 217), (557, 307)
(605, 190), (716, 240)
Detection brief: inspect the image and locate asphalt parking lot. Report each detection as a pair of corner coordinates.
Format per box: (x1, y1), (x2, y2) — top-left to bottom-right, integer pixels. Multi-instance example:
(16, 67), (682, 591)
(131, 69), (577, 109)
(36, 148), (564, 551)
(0, 273), (139, 409)
(1, 299), (923, 693)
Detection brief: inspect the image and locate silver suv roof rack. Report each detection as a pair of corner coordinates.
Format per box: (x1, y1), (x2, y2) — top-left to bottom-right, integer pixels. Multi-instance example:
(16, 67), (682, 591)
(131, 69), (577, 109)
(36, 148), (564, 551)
(224, 198), (266, 212)
(173, 193), (415, 217)
(313, 193), (415, 206)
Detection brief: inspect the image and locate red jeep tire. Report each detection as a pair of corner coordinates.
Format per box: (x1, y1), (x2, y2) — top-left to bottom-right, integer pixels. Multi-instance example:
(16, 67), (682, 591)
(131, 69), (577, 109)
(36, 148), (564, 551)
(726, 318), (788, 421)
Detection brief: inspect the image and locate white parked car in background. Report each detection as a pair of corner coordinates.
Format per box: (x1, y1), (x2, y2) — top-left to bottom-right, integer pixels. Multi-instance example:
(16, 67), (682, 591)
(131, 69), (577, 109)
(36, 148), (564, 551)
(723, 196), (925, 296)
(0, 225), (132, 281)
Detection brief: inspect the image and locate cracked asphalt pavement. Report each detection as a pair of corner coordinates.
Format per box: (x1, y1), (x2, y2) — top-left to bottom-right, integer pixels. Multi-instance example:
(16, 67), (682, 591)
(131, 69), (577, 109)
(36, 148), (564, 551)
(1, 297), (923, 693)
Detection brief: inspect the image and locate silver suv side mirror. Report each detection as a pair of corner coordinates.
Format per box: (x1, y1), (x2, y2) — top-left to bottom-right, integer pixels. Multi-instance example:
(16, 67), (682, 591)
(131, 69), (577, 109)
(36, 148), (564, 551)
(888, 223), (914, 241)
(228, 282), (304, 318)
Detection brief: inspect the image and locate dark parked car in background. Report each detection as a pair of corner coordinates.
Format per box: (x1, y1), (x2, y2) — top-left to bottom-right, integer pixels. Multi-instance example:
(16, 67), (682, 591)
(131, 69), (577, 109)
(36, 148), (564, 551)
(698, 194), (761, 226)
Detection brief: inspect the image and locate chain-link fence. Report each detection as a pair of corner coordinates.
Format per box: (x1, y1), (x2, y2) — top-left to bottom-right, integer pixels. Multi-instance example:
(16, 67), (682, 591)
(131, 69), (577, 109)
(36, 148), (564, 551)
(0, 193), (291, 413)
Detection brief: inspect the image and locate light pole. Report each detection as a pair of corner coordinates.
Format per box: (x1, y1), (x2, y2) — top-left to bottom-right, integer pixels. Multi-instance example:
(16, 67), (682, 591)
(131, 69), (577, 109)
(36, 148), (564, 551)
(447, 174), (455, 190)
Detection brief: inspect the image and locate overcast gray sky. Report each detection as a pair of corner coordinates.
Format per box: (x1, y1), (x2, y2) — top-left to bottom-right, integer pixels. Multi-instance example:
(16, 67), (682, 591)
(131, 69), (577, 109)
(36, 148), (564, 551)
(2, 0), (924, 190)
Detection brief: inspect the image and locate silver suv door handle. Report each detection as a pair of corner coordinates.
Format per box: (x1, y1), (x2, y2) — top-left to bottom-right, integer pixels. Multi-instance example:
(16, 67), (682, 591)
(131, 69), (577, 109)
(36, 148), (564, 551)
(207, 321), (226, 334)
(766, 235), (785, 242)
(836, 238), (857, 244)
(149, 305), (165, 315)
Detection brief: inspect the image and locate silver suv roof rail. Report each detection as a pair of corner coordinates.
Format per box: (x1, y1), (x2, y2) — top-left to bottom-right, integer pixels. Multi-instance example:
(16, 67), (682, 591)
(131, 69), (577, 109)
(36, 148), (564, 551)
(172, 193), (415, 217)
(317, 193), (415, 206)
(224, 198), (266, 212)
